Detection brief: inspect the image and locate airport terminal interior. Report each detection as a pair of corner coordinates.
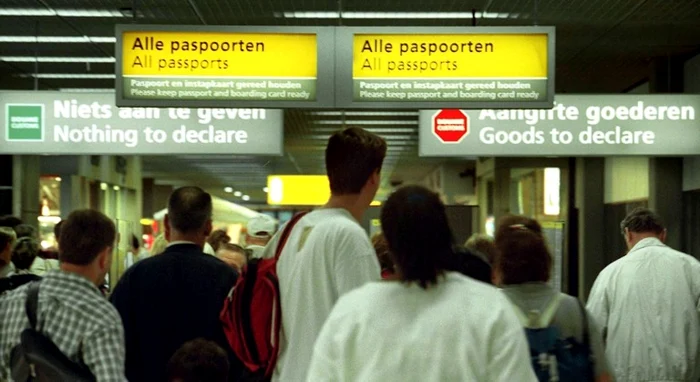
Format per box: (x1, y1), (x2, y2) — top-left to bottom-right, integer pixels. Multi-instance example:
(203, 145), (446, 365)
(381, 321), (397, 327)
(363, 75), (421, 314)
(0, 0), (699, 316)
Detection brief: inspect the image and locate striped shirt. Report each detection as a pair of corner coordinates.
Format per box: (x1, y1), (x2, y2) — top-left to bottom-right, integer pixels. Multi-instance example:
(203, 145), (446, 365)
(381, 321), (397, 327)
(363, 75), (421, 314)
(0, 270), (126, 381)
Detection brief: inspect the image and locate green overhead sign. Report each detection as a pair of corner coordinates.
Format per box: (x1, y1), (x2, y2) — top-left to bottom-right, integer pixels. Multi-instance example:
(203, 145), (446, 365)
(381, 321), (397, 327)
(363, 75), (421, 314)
(419, 95), (700, 156)
(0, 91), (283, 155)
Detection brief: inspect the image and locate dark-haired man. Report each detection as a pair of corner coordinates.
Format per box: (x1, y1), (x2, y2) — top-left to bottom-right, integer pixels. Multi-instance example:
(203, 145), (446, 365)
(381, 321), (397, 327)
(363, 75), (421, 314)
(260, 127), (387, 381)
(0, 209), (126, 380)
(587, 208), (700, 382)
(110, 186), (239, 382)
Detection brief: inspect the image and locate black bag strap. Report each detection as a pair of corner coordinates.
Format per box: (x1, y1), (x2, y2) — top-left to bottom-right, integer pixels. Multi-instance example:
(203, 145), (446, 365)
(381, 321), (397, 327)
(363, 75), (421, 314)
(25, 282), (41, 330)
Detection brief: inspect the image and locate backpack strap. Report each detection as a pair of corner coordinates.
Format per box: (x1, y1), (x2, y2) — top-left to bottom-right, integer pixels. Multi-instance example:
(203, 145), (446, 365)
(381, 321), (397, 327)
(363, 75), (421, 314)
(274, 212), (308, 260)
(508, 292), (562, 329)
(24, 282), (40, 330)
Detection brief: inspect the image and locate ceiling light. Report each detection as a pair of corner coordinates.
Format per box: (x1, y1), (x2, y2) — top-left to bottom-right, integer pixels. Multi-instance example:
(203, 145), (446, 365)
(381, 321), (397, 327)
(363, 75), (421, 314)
(0, 36), (117, 43)
(275, 11), (516, 19)
(100, 182), (108, 190)
(234, 191), (243, 197)
(0, 56), (115, 63)
(308, 111), (418, 117)
(224, 187), (233, 193)
(17, 73), (116, 79)
(113, 185), (120, 191)
(59, 88), (115, 93)
(312, 120), (417, 125)
(55, 177), (62, 182)
(242, 195), (250, 201)
(263, 187), (269, 193)
(0, 8), (125, 17)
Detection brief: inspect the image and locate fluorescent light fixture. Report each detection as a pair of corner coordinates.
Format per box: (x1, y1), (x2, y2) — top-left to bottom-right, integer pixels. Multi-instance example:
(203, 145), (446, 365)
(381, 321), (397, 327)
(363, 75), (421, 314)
(312, 120), (417, 126)
(0, 56), (115, 63)
(224, 187), (233, 193)
(306, 134), (415, 140)
(242, 195), (250, 201)
(0, 8), (125, 17)
(17, 73), (116, 79)
(234, 191), (243, 197)
(59, 88), (115, 93)
(309, 111), (418, 117)
(0, 36), (116, 43)
(544, 167), (561, 216)
(275, 11), (517, 19)
(38, 216), (62, 224)
(311, 127), (416, 134)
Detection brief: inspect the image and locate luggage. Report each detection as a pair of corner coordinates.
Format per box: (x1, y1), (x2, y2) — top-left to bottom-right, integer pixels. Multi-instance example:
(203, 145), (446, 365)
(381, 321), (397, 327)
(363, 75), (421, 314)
(509, 294), (594, 382)
(10, 282), (96, 382)
(220, 212), (307, 381)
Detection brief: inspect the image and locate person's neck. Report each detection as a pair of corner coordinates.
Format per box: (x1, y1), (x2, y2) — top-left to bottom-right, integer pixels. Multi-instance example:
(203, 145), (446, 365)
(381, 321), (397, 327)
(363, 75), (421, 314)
(325, 194), (368, 222)
(59, 263), (101, 287)
(628, 233), (661, 250)
(169, 233), (205, 248)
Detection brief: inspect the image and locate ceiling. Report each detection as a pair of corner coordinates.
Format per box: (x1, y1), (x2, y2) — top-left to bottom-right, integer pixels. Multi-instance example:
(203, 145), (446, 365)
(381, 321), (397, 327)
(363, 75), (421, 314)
(1, 0), (699, 204)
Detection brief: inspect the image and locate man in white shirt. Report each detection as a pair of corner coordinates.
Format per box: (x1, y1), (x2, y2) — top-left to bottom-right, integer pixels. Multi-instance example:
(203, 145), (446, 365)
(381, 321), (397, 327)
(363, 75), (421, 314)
(587, 208), (700, 382)
(262, 127), (387, 382)
(245, 214), (277, 259)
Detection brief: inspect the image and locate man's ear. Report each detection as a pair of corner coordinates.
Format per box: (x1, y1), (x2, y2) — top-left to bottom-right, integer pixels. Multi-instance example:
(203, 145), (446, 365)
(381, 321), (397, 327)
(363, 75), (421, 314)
(98, 246), (111, 271)
(164, 214), (171, 241)
(204, 219), (213, 237)
(659, 229), (667, 243)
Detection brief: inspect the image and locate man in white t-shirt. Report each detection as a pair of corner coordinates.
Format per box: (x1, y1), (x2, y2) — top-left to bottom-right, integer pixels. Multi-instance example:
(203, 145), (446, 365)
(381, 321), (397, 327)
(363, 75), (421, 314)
(261, 127), (387, 382)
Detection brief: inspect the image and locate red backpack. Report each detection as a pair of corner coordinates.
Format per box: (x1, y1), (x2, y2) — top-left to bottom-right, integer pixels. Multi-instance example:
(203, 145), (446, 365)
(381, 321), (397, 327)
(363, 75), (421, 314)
(220, 212), (307, 380)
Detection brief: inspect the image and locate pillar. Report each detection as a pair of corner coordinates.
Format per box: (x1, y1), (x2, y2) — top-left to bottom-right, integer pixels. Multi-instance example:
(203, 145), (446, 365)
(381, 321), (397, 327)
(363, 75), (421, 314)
(12, 155), (41, 228)
(493, 162), (511, 223)
(649, 158), (683, 249)
(648, 55), (684, 250)
(576, 157), (606, 300)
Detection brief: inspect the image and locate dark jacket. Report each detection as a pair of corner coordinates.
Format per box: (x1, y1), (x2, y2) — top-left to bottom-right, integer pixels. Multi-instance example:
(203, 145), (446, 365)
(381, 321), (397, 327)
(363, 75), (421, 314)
(0, 273), (42, 295)
(110, 243), (240, 382)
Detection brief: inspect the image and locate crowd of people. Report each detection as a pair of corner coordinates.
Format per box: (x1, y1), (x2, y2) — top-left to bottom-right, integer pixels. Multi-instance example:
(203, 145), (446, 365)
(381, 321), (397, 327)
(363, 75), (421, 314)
(0, 126), (698, 382)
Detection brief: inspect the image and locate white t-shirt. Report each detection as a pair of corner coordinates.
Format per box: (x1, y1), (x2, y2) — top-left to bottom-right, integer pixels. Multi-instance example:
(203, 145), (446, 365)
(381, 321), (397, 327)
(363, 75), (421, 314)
(306, 272), (538, 382)
(262, 208), (381, 382)
(587, 237), (700, 382)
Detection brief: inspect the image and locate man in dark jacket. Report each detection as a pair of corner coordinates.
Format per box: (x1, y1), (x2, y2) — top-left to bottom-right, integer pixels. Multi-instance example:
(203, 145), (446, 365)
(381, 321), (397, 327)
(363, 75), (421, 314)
(110, 186), (240, 381)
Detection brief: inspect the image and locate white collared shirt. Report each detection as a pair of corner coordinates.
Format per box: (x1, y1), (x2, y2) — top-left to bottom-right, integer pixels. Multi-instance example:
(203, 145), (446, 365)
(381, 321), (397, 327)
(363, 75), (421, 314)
(587, 237), (700, 382)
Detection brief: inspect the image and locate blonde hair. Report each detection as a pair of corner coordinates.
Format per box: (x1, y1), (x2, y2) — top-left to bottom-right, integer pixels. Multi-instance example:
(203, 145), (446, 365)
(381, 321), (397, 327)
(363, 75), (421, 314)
(150, 233), (168, 256)
(464, 233), (498, 264)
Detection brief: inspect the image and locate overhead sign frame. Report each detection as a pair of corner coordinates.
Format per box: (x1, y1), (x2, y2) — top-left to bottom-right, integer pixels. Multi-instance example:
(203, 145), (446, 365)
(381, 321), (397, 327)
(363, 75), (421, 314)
(335, 26), (555, 109)
(115, 24), (335, 109)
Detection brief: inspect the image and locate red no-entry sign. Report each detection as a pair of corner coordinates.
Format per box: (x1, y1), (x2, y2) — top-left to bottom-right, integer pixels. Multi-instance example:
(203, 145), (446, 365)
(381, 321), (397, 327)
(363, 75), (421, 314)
(432, 109), (469, 144)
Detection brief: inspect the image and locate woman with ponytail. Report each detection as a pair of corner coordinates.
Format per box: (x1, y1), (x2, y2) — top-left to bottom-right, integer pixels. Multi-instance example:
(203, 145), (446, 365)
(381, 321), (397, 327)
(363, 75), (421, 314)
(494, 215), (612, 382)
(305, 186), (537, 382)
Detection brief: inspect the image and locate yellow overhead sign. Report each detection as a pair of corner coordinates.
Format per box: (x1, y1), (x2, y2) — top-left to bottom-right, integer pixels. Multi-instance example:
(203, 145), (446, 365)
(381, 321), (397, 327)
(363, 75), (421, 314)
(117, 27), (321, 104)
(353, 34), (548, 78)
(267, 175), (330, 206)
(122, 31), (317, 77)
(267, 175), (383, 206)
